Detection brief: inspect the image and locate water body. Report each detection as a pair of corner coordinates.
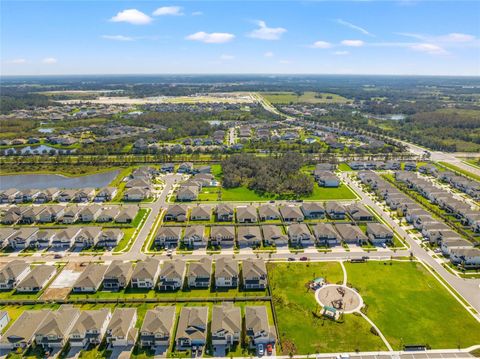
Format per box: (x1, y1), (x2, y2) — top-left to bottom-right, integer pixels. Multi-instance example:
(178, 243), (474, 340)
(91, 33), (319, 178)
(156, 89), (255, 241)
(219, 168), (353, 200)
(0, 170), (119, 190)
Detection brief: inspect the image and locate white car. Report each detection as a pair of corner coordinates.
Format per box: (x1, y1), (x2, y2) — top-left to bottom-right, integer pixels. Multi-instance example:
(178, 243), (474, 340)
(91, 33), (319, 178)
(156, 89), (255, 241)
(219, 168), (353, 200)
(258, 344), (264, 357)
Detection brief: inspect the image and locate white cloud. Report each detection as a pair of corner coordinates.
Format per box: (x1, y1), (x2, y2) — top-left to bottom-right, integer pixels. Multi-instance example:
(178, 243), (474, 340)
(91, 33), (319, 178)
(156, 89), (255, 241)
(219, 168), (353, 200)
(264, 51), (274, 57)
(42, 57), (57, 64)
(186, 31), (235, 43)
(191, 11), (203, 16)
(333, 51), (350, 55)
(10, 58), (27, 64)
(410, 43), (447, 55)
(220, 54), (235, 60)
(110, 9), (152, 25)
(153, 6), (183, 16)
(337, 19), (374, 36)
(249, 20), (286, 40)
(341, 39), (364, 47)
(439, 33), (475, 43)
(310, 40), (332, 49)
(102, 35), (134, 41)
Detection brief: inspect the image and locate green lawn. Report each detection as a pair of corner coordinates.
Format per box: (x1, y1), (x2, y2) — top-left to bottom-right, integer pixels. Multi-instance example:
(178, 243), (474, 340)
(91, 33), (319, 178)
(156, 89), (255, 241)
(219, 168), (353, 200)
(301, 183), (357, 200)
(337, 163), (352, 171)
(345, 261), (480, 350)
(221, 186), (271, 201)
(261, 92), (350, 104)
(268, 262), (386, 354)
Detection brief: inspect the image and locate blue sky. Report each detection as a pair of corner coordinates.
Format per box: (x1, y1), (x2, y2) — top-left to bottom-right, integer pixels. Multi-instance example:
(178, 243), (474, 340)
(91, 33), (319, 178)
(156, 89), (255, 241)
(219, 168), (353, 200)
(1, 1), (479, 76)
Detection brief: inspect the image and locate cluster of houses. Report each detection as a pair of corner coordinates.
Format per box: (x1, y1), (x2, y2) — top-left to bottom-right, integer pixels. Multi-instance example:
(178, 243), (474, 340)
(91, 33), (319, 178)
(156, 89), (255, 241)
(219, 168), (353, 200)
(0, 204), (138, 226)
(0, 186), (119, 204)
(0, 261), (57, 292)
(0, 226), (125, 250)
(122, 166), (158, 201)
(176, 165), (217, 202)
(348, 160), (416, 171)
(395, 171), (479, 233)
(358, 171), (480, 268)
(158, 202), (391, 248)
(438, 171), (480, 200)
(0, 303), (275, 355)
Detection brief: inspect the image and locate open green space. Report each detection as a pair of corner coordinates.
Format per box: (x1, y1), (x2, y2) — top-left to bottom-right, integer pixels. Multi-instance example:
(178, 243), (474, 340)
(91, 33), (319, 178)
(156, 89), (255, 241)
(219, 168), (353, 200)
(268, 262), (386, 354)
(260, 92), (350, 104)
(345, 261), (480, 350)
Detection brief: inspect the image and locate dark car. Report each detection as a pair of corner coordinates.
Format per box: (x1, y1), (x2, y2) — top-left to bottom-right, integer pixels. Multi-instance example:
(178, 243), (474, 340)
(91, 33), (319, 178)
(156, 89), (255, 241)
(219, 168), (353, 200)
(287, 257), (295, 261)
(300, 256), (308, 261)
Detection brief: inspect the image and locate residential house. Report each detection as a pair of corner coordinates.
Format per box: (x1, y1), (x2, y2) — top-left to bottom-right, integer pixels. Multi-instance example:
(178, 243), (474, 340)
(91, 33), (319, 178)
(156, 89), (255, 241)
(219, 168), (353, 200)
(177, 162), (194, 174)
(210, 226), (235, 248)
(366, 223), (394, 245)
(115, 206), (138, 223)
(261, 225), (288, 247)
(131, 258), (160, 289)
(97, 229), (124, 248)
(123, 187), (151, 201)
(0, 311), (10, 332)
(7, 227), (38, 249)
(242, 259), (267, 290)
(0, 310), (50, 349)
(52, 227), (82, 249)
(72, 264), (108, 293)
(236, 206), (258, 223)
(441, 238), (472, 256)
(313, 223), (339, 247)
(244, 306), (276, 348)
(258, 204), (280, 221)
(37, 205), (64, 223)
(139, 306), (176, 349)
(35, 305), (80, 349)
(69, 309), (112, 347)
(94, 187), (117, 202)
(103, 260), (133, 291)
(325, 202), (346, 220)
(211, 303), (241, 354)
(288, 223), (314, 247)
(155, 226), (182, 248)
(334, 223), (368, 245)
(450, 248), (480, 269)
(216, 204), (234, 222)
(78, 205), (102, 222)
(215, 258), (238, 289)
(61, 206), (81, 224)
(57, 189), (76, 202)
(237, 226), (262, 248)
(183, 225), (206, 249)
(190, 206), (211, 221)
(29, 229), (56, 249)
(348, 204), (374, 221)
(175, 307), (208, 350)
(16, 265), (56, 292)
(187, 258), (212, 289)
(315, 171), (340, 187)
(0, 260), (30, 290)
(74, 227), (102, 248)
(279, 205), (304, 222)
(73, 188), (96, 202)
(176, 186), (199, 202)
(97, 207), (120, 222)
(106, 308), (138, 347)
(164, 205), (188, 222)
(158, 260), (186, 291)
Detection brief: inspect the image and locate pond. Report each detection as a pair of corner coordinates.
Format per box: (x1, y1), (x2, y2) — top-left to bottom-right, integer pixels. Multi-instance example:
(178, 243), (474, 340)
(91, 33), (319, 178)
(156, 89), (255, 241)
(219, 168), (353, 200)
(0, 170), (120, 190)
(38, 128), (55, 133)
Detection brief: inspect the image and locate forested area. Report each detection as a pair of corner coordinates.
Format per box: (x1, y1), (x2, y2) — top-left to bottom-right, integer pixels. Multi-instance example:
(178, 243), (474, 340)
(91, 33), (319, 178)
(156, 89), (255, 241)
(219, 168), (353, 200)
(0, 88), (51, 114)
(222, 152), (313, 197)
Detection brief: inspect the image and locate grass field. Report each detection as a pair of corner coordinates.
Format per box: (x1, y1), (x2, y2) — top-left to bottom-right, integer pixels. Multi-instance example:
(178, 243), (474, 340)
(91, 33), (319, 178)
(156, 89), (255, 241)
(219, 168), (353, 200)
(268, 261), (480, 354)
(268, 262), (387, 354)
(261, 91), (350, 104)
(345, 261), (480, 350)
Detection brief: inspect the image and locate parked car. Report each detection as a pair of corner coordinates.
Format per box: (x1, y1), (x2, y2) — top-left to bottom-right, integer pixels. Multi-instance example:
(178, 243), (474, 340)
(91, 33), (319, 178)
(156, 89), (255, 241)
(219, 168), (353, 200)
(300, 256), (308, 261)
(266, 344), (273, 355)
(287, 257), (295, 261)
(258, 344), (264, 357)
